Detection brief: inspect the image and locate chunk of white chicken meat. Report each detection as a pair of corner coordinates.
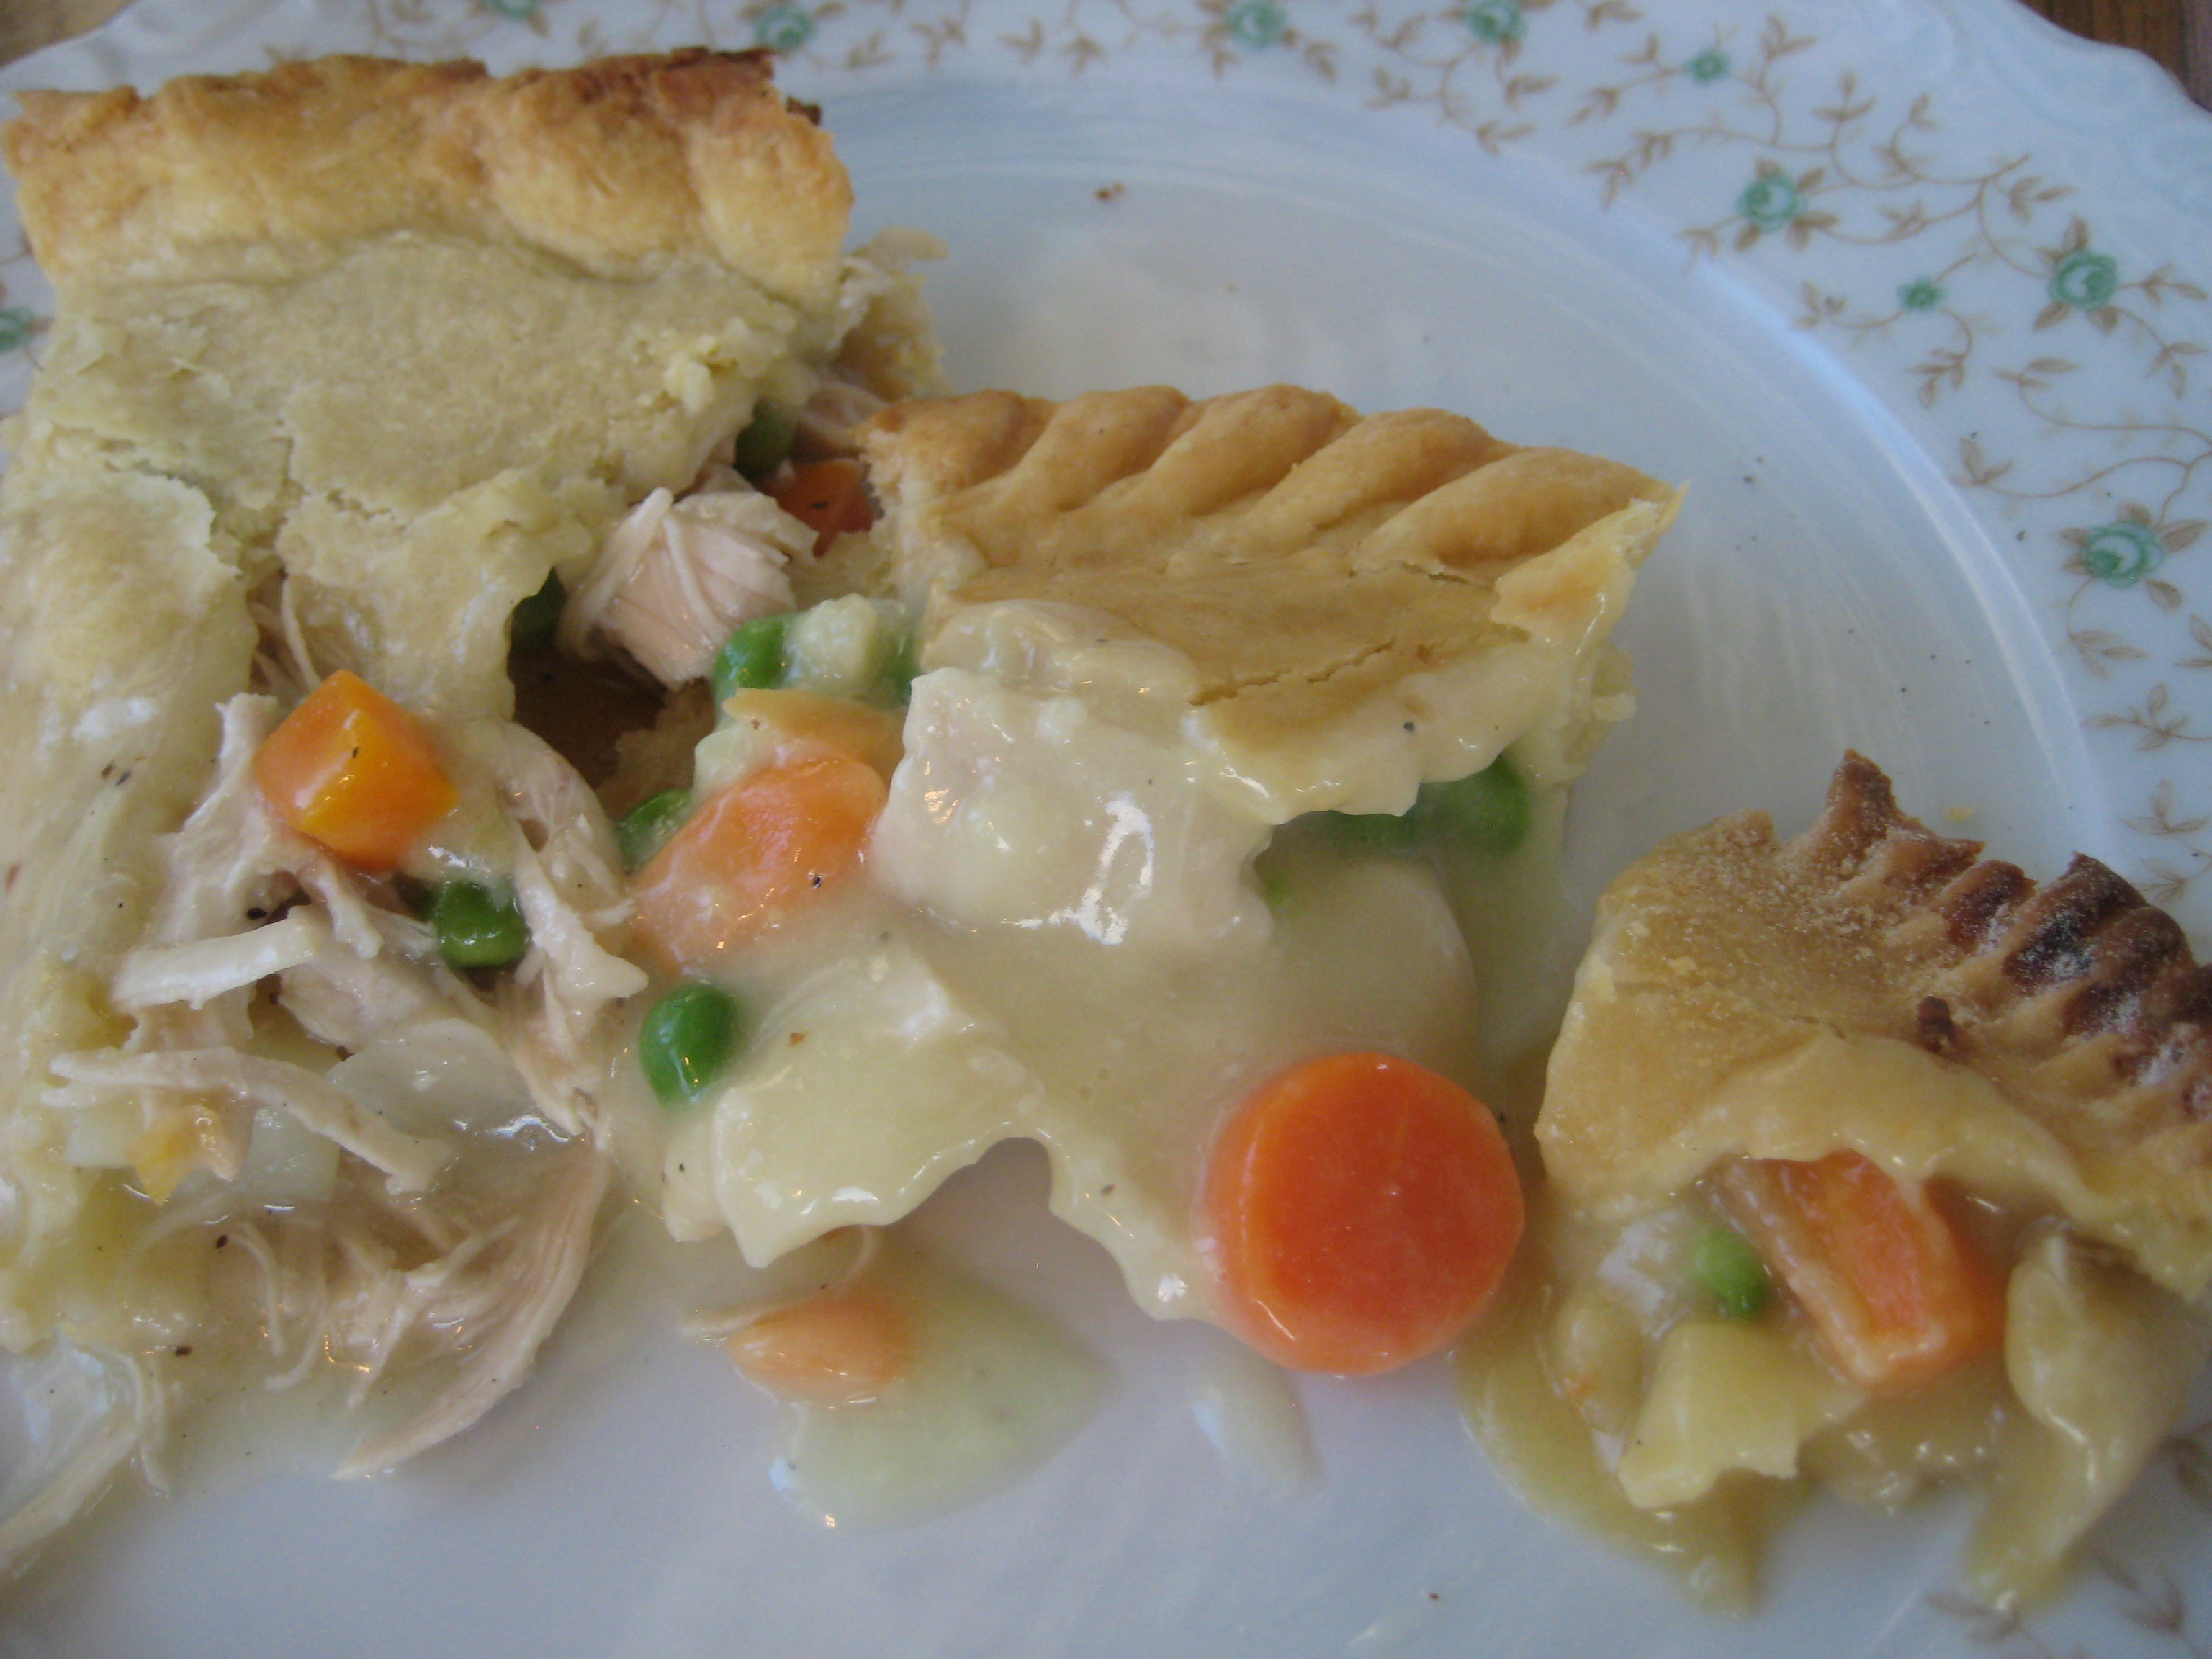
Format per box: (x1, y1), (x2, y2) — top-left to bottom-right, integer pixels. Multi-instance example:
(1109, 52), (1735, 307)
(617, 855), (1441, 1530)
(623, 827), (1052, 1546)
(559, 484), (812, 688)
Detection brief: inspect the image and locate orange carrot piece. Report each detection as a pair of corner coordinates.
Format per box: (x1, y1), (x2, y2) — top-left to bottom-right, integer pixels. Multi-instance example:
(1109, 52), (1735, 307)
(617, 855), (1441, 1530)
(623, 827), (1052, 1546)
(1714, 1151), (2005, 1392)
(720, 689), (904, 783)
(631, 750), (886, 971)
(772, 458), (874, 554)
(253, 670), (456, 872)
(1200, 1051), (1524, 1376)
(727, 1283), (913, 1406)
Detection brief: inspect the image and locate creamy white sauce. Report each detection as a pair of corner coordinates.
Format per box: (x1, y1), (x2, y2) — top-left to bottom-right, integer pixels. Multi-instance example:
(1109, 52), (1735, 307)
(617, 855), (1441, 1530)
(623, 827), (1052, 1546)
(762, 1244), (1104, 1530)
(626, 650), (1493, 1328)
(1189, 1331), (1318, 1499)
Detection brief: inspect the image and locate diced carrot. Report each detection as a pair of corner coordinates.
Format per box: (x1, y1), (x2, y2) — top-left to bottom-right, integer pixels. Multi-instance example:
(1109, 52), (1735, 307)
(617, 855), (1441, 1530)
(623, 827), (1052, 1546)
(727, 1282), (912, 1406)
(772, 458), (874, 554)
(1200, 1051), (1524, 1376)
(631, 750), (886, 971)
(253, 670), (457, 872)
(1714, 1151), (2005, 1392)
(128, 1100), (229, 1203)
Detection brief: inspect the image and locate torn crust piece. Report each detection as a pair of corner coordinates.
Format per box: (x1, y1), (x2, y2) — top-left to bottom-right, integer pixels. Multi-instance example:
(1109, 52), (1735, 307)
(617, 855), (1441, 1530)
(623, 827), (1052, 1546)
(1534, 753), (2212, 1604)
(863, 385), (1681, 817)
(0, 50), (932, 1565)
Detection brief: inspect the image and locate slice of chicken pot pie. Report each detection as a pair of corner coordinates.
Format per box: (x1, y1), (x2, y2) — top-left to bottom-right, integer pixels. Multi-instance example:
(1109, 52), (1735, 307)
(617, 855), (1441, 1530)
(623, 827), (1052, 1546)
(1516, 754), (2212, 1606)
(625, 385), (1678, 1373)
(0, 50), (939, 1564)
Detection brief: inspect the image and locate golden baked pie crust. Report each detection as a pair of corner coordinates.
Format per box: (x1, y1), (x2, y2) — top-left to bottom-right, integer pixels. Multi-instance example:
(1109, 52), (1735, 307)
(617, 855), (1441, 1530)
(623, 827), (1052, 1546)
(863, 385), (1680, 812)
(1539, 752), (2212, 1295)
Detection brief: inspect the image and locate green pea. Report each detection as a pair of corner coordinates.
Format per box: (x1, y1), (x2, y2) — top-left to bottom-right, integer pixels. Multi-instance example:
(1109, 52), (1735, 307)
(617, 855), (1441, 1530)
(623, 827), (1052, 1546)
(1420, 753), (1532, 858)
(616, 790), (691, 872)
(1318, 809), (1423, 855)
(431, 881), (529, 969)
(1691, 1224), (1772, 1322)
(731, 404), (799, 482)
(711, 614), (789, 703)
(641, 982), (743, 1107)
(508, 570), (565, 653)
(878, 631), (921, 705)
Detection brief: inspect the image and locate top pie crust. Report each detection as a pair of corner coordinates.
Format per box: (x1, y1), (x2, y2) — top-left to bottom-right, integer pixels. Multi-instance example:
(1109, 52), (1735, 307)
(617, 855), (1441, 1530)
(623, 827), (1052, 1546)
(862, 385), (1680, 817)
(5, 52), (850, 301)
(1539, 752), (2212, 1297)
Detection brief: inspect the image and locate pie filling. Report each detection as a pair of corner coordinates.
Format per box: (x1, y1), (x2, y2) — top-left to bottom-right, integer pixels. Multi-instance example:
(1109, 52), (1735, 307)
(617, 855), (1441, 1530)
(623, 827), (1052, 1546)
(1464, 755), (2212, 1609)
(0, 50), (947, 1556)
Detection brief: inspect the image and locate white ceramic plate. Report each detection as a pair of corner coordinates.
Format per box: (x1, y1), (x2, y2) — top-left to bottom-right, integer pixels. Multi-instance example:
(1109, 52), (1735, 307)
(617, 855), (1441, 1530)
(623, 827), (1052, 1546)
(2, 2), (2210, 1655)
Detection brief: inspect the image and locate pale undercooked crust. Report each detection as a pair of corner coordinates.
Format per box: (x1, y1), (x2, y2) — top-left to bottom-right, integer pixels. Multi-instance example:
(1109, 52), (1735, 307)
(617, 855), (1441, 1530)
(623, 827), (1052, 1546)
(0, 51), (858, 1346)
(4, 50), (850, 307)
(1539, 752), (2212, 1293)
(863, 385), (1679, 809)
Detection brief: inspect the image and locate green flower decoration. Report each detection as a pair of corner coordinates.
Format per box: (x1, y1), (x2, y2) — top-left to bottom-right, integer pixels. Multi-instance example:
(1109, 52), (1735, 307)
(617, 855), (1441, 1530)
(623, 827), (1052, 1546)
(484, 0), (537, 15)
(1898, 277), (1946, 312)
(1462, 0), (1524, 45)
(0, 307), (33, 354)
(1686, 48), (1730, 84)
(2080, 520), (2164, 588)
(1737, 169), (1803, 231)
(753, 4), (814, 52)
(1227, 0), (1287, 48)
(2049, 248), (2120, 310)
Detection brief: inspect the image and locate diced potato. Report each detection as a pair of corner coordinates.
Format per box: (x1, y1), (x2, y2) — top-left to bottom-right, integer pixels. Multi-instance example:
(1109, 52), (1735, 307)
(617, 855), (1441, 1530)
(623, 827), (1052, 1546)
(782, 595), (903, 698)
(1615, 1321), (1863, 1509)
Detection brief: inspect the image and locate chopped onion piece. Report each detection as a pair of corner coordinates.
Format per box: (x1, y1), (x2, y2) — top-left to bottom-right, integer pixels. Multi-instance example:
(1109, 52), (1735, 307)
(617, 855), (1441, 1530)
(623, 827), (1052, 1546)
(329, 1019), (539, 1139)
(234, 1106), (342, 1208)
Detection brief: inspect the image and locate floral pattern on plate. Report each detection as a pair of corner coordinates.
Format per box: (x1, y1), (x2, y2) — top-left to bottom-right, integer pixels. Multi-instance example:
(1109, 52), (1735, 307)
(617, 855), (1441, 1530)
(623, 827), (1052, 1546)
(1, 4), (2208, 1656)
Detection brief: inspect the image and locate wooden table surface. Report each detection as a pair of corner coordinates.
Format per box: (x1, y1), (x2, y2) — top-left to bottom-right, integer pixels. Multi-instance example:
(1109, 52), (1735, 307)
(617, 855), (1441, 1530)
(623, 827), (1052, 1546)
(1, 0), (2209, 95)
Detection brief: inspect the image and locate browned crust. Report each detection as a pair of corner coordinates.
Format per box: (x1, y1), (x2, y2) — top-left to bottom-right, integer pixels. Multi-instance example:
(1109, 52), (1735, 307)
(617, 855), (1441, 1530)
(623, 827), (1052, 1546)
(863, 385), (1668, 574)
(2, 50), (851, 305)
(1784, 752), (2211, 1123)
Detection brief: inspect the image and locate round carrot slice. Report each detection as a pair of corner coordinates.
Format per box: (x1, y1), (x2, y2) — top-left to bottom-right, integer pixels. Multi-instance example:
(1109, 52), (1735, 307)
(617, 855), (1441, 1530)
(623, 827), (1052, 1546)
(1200, 1051), (1524, 1375)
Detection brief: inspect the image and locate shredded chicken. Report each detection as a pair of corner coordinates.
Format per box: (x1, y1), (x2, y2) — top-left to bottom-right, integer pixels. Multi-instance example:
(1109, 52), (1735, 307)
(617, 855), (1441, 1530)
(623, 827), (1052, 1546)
(137, 696), (300, 950)
(333, 1149), (608, 1476)
(110, 912), (328, 1012)
(560, 485), (811, 687)
(0, 1346), (168, 1578)
(21, 676), (640, 1530)
(279, 932), (449, 1052)
(48, 1049), (451, 1194)
(451, 720), (648, 1137)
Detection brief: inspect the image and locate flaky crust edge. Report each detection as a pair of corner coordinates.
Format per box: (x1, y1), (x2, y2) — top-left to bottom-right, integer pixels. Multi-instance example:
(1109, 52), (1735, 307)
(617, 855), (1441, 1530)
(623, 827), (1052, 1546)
(2, 49), (853, 309)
